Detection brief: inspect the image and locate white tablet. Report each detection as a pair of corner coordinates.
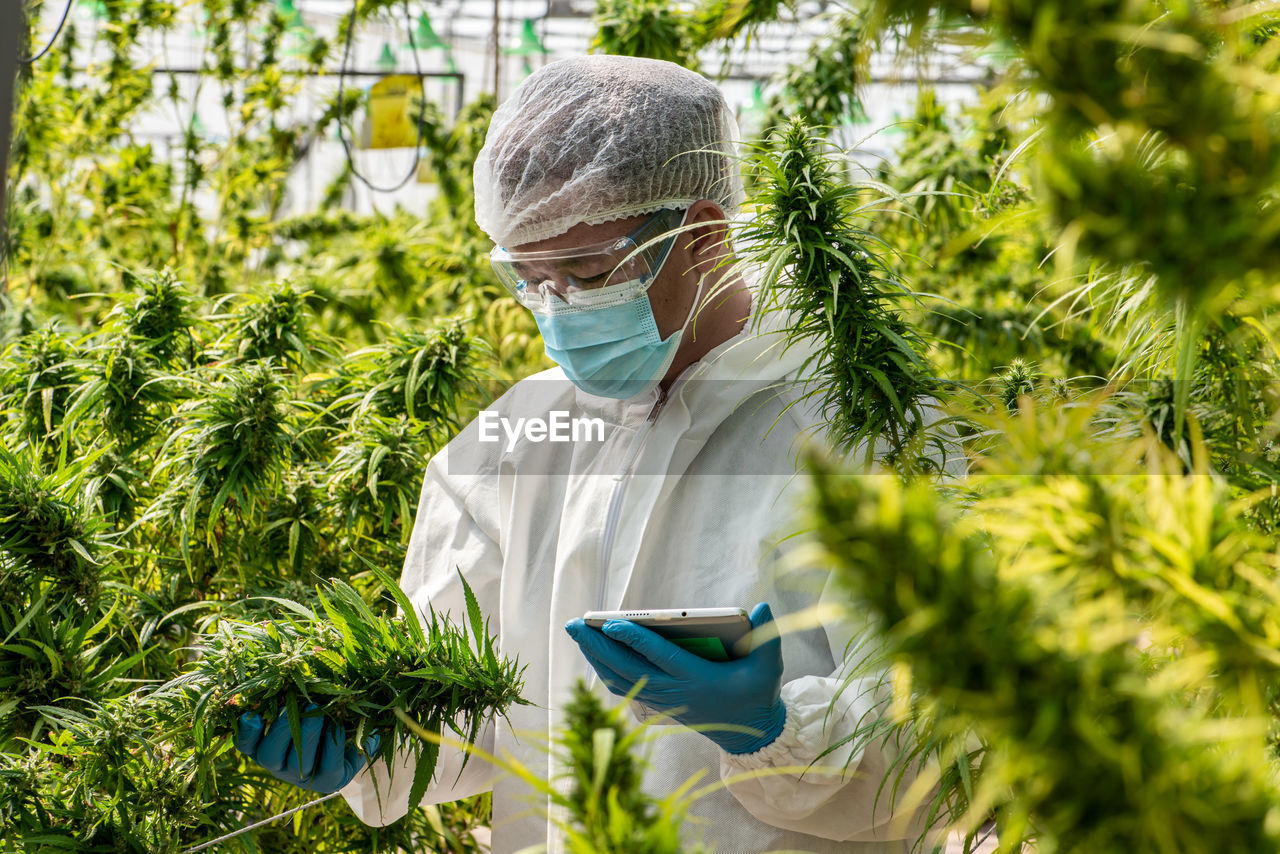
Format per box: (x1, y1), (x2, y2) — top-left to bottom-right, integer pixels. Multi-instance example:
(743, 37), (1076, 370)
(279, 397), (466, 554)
(581, 607), (752, 661)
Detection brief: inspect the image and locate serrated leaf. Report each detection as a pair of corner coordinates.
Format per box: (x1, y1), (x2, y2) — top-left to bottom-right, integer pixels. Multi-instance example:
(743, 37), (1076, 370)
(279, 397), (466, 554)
(248, 596), (318, 621)
(42, 386), (54, 432)
(372, 566), (426, 647)
(408, 728), (440, 810)
(458, 569), (485, 658)
(2, 589), (48, 644)
(286, 692), (303, 769)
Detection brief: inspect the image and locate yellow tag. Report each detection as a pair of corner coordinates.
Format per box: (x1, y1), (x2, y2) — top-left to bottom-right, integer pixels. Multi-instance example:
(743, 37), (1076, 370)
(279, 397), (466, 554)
(366, 75), (419, 149)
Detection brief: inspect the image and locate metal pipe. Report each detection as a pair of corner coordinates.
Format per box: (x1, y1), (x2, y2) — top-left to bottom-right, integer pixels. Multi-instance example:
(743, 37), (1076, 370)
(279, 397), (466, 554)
(127, 66), (463, 79)
(69, 66), (467, 117)
(0, 2), (23, 291)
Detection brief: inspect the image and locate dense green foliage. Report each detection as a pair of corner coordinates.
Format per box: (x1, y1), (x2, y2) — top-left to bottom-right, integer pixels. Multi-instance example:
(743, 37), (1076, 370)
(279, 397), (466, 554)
(9, 0), (1280, 851)
(779, 2), (1280, 851)
(0, 267), (520, 850)
(589, 0), (788, 70)
(2, 571), (522, 853)
(758, 12), (867, 133)
(876, 0), (1280, 309)
(1, 2), (539, 851)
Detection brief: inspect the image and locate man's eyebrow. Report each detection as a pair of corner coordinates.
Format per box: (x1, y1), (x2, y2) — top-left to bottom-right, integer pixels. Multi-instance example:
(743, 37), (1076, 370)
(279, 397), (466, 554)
(509, 259), (599, 279)
(510, 249), (621, 276)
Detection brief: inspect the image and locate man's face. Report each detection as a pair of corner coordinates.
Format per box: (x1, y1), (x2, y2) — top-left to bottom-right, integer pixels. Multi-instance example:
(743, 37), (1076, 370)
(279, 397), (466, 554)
(509, 212), (700, 343)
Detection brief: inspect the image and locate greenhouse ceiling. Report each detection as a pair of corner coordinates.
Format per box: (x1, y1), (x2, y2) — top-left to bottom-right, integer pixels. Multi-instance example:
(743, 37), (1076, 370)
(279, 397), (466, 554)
(29, 0), (997, 213)
(42, 0), (995, 94)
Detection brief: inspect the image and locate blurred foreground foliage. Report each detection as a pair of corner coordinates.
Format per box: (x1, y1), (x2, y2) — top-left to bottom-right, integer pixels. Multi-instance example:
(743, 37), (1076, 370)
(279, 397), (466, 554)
(775, 1), (1280, 851)
(811, 403), (1280, 853)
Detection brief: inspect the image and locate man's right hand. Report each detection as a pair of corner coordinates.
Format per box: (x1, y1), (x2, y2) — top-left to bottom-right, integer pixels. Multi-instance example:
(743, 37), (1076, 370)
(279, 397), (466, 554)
(234, 707), (380, 793)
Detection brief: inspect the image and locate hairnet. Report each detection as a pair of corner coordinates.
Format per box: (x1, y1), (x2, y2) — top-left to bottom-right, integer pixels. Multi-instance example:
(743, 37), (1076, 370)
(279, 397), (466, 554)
(474, 55), (746, 248)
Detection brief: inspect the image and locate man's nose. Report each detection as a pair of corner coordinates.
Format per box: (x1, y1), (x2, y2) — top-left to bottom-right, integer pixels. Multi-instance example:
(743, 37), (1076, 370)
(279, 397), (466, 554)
(529, 278), (572, 302)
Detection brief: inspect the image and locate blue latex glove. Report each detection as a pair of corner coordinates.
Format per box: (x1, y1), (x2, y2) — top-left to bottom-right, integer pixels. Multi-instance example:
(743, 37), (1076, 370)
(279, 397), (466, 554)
(565, 602), (786, 755)
(234, 705), (381, 793)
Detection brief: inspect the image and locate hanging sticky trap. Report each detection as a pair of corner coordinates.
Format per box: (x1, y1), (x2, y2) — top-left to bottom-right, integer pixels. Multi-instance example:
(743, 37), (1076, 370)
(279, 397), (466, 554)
(365, 74), (420, 150)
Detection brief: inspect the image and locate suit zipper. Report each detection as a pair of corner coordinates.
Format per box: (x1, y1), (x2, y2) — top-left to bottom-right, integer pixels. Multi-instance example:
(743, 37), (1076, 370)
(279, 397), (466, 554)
(596, 386), (670, 610)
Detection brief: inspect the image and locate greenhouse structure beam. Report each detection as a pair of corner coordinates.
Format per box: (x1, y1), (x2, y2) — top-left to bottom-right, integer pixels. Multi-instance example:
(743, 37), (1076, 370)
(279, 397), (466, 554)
(0, 1), (22, 276)
(719, 72), (998, 86)
(95, 66), (468, 117)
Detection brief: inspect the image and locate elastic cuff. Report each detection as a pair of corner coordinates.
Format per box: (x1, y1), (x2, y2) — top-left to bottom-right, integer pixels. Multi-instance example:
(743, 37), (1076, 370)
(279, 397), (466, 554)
(721, 700), (813, 771)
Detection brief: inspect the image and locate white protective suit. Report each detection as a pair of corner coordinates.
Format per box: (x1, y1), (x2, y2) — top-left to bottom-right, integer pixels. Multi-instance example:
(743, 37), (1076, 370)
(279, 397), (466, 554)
(341, 280), (949, 852)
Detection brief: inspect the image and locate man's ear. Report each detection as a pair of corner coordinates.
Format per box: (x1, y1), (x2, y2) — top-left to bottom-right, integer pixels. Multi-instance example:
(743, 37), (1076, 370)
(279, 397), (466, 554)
(682, 199), (729, 260)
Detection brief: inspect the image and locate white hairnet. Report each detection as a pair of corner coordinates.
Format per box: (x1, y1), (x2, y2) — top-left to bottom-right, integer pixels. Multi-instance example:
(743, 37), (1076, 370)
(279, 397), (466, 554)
(474, 55), (746, 248)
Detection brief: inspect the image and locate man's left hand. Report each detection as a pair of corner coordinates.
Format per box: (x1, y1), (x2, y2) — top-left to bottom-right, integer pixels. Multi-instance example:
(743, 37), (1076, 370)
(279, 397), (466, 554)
(565, 602), (785, 755)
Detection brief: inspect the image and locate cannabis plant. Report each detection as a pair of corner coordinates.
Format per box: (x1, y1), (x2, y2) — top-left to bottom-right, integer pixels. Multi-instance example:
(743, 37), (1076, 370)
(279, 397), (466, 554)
(868, 0), (1280, 439)
(758, 12), (867, 136)
(555, 683), (708, 854)
(399, 680), (710, 853)
(326, 414), (431, 542)
(329, 320), (485, 441)
(0, 324), (81, 446)
(150, 360), (305, 556)
(65, 335), (172, 444)
(25, 697), (229, 854)
(0, 447), (108, 604)
(107, 269), (200, 367)
(3, 3), (520, 849)
(740, 117), (942, 466)
(219, 281), (324, 370)
(994, 359), (1037, 413)
(591, 0), (705, 70)
(156, 572), (526, 812)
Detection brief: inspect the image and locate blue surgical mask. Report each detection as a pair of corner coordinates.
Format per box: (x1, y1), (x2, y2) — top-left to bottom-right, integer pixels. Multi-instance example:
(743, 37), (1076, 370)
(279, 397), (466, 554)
(534, 291), (688, 399)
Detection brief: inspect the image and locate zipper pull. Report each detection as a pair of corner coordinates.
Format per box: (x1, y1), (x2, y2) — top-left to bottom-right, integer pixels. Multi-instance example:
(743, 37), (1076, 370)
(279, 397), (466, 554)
(646, 386), (669, 424)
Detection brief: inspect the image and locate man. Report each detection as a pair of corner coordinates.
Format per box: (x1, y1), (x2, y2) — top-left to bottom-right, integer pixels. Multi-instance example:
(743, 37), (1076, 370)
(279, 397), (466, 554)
(236, 55), (935, 851)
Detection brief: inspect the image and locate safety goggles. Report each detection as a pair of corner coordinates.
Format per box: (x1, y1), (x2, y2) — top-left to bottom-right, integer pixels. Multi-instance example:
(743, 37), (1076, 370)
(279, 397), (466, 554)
(490, 208), (687, 314)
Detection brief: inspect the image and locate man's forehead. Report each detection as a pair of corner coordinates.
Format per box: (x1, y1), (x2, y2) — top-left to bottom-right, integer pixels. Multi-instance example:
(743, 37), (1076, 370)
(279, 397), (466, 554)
(507, 213), (649, 255)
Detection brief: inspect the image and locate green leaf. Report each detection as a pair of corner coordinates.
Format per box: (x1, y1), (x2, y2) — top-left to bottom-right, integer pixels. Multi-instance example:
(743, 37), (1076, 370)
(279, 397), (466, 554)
(286, 691), (303, 769)
(367, 444), (389, 497)
(408, 726), (441, 810)
(315, 588), (355, 650)
(158, 600), (223, 629)
(248, 596), (318, 621)
(2, 640), (59, 675)
(42, 386), (54, 432)
(66, 538), (99, 565)
(14, 834), (79, 849)
(95, 648), (150, 682)
(591, 726), (615, 800)
(71, 594), (121, 649)
(458, 568), (486, 658)
(2, 589), (49, 644)
(372, 565), (426, 647)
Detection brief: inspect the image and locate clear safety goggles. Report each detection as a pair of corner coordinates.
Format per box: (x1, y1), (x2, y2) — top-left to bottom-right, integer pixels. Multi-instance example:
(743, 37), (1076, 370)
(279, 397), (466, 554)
(490, 208), (687, 314)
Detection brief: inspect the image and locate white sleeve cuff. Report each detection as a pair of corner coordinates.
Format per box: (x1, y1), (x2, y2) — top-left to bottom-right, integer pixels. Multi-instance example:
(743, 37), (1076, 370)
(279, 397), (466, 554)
(717, 674), (911, 835)
(722, 680), (863, 775)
